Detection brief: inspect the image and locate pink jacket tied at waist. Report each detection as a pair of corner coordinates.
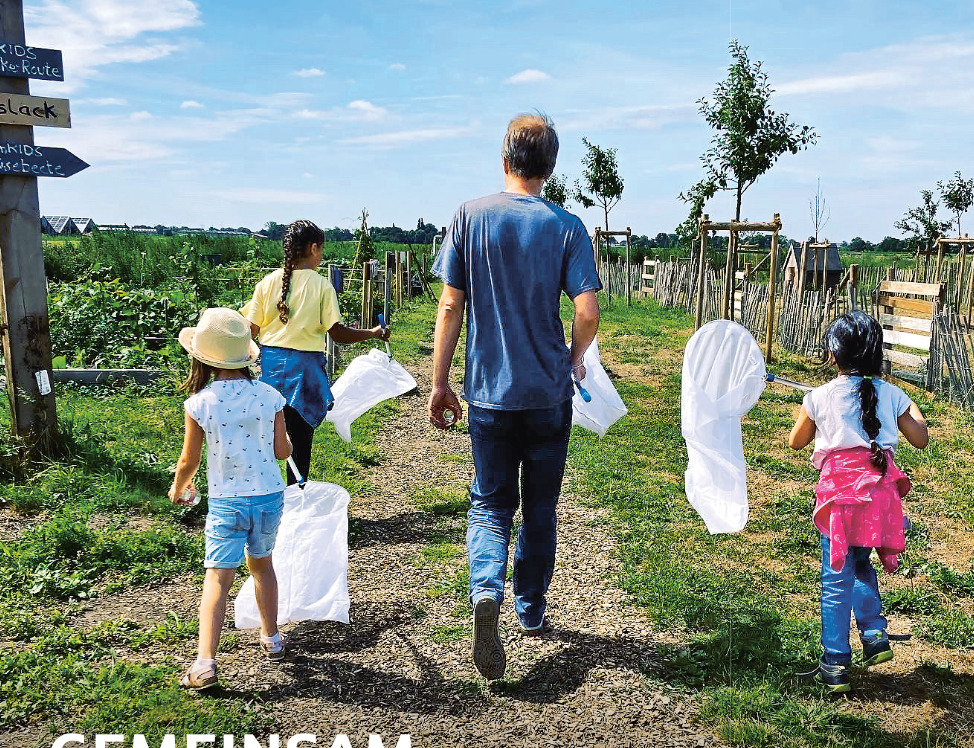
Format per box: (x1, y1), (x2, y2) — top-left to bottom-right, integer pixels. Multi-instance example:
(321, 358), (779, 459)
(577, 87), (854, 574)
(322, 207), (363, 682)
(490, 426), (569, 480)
(813, 447), (911, 573)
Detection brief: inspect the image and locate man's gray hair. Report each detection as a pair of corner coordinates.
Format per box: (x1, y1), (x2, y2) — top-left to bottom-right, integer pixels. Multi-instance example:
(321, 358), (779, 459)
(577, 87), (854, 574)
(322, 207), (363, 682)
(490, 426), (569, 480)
(502, 112), (559, 180)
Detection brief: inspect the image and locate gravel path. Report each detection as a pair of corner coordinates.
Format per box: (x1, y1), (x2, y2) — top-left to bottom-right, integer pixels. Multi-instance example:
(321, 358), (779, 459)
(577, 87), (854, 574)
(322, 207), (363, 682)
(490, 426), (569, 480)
(236, 363), (723, 748)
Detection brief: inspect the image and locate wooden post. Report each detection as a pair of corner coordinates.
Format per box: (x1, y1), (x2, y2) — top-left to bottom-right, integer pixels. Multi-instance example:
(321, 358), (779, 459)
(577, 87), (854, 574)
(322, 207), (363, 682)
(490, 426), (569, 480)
(720, 227), (734, 319)
(935, 238), (946, 282)
(384, 251), (392, 325)
(360, 261), (371, 328)
(694, 216), (709, 329)
(957, 243), (967, 310)
(624, 227), (632, 306)
(764, 216), (781, 362)
(405, 250), (412, 300)
(326, 264), (337, 378)
(0, 0), (57, 440)
(849, 263), (859, 310)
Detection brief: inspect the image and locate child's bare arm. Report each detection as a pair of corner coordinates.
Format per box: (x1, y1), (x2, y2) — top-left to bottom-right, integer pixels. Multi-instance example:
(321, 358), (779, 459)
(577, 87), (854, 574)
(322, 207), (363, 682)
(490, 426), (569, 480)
(898, 401), (929, 449)
(789, 405), (816, 450)
(273, 409), (293, 460)
(169, 413), (204, 502)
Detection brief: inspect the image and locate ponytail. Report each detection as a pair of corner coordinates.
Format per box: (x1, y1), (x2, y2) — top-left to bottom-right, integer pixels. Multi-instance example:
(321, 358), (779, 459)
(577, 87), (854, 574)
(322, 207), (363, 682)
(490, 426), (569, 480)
(278, 219), (325, 324)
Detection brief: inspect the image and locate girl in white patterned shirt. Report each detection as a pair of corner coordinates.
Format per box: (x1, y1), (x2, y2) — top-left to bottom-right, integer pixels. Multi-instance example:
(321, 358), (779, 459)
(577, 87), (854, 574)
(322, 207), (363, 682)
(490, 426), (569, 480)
(169, 307), (292, 690)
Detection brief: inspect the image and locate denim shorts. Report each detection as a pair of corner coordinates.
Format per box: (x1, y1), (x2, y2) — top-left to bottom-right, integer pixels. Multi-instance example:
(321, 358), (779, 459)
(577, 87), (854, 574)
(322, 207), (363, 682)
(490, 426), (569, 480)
(204, 491), (285, 569)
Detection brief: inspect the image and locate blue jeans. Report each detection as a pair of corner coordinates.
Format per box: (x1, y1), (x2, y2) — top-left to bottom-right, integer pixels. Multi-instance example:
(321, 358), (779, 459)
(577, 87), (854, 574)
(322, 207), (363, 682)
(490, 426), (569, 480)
(820, 534), (887, 665)
(466, 400), (572, 628)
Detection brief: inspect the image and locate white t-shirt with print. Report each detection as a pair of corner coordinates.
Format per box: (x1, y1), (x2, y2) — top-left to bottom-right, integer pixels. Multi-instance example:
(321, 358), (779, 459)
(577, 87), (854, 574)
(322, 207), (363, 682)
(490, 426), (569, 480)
(802, 375), (912, 469)
(185, 379), (287, 498)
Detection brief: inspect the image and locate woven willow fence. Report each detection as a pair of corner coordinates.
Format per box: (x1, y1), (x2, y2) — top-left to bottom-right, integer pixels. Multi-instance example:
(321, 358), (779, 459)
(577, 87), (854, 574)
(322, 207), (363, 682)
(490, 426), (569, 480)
(610, 255), (974, 410)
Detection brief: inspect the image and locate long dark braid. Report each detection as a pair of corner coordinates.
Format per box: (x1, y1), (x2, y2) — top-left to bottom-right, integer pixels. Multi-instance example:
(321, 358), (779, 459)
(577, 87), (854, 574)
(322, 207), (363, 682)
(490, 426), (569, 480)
(278, 220), (325, 324)
(823, 310), (887, 474)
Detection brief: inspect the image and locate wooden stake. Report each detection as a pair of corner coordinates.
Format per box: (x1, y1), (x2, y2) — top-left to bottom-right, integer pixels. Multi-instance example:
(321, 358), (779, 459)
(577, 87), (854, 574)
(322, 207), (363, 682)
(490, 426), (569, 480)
(0, 0), (57, 440)
(764, 220), (781, 362)
(695, 218), (709, 329)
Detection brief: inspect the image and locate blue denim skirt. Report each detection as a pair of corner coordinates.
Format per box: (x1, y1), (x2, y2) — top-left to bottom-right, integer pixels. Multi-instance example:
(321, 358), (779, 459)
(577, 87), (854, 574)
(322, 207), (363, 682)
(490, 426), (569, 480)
(259, 345), (335, 427)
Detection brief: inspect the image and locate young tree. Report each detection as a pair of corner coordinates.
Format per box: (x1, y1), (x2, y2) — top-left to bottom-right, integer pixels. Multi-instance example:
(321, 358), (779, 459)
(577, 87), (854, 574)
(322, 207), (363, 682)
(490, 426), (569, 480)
(573, 137), (624, 231)
(937, 171), (974, 236)
(810, 177), (830, 242)
(696, 40), (818, 221)
(542, 173), (570, 208)
(894, 190), (952, 251)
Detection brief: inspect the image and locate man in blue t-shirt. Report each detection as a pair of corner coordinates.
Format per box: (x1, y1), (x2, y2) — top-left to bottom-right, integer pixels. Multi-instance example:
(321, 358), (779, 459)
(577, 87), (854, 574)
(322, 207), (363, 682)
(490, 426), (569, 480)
(429, 112), (601, 680)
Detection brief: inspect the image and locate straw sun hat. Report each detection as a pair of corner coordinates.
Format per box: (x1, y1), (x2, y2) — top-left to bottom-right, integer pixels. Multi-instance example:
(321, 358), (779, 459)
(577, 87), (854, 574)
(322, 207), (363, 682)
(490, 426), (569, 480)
(178, 308), (260, 369)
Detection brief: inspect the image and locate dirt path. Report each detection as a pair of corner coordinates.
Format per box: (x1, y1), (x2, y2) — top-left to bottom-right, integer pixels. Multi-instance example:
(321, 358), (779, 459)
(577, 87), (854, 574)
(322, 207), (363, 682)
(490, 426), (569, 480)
(223, 361), (722, 747)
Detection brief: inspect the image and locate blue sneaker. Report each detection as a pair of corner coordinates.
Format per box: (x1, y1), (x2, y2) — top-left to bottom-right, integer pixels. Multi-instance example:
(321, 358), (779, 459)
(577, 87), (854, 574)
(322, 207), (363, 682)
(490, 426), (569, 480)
(861, 630), (893, 667)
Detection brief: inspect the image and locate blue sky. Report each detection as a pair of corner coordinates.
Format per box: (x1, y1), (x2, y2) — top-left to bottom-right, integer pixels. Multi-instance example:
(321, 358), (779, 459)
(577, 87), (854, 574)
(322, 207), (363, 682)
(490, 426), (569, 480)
(22, 0), (974, 241)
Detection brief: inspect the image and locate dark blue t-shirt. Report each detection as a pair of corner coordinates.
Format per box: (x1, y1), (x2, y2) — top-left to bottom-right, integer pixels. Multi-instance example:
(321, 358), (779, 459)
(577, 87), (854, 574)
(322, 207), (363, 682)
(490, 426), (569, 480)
(432, 192), (601, 410)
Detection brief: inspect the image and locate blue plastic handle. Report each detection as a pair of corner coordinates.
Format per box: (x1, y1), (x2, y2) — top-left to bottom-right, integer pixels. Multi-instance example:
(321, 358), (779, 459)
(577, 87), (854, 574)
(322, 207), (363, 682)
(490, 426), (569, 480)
(573, 376), (592, 403)
(378, 313), (386, 329)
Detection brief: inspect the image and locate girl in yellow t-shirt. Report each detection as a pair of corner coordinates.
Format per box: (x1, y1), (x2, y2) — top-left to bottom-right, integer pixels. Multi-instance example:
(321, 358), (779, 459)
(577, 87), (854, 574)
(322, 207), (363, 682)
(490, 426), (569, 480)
(246, 219), (390, 484)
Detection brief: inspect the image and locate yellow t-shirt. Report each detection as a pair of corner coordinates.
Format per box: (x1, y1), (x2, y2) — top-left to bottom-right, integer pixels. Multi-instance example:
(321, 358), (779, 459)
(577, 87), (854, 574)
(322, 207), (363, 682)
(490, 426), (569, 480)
(244, 268), (342, 352)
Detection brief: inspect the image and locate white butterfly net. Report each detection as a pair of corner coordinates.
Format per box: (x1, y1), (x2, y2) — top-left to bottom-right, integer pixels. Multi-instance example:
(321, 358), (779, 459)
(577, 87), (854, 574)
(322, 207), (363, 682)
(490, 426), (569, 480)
(681, 320), (767, 534)
(235, 480), (351, 627)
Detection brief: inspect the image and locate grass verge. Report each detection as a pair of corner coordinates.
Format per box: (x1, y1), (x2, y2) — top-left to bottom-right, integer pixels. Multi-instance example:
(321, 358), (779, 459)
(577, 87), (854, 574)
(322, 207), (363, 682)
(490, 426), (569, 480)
(565, 296), (973, 747)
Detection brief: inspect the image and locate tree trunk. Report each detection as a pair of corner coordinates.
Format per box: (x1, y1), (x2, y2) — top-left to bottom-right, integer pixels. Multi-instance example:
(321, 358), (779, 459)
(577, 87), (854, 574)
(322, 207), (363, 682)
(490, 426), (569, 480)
(735, 185), (743, 222)
(603, 203), (610, 234)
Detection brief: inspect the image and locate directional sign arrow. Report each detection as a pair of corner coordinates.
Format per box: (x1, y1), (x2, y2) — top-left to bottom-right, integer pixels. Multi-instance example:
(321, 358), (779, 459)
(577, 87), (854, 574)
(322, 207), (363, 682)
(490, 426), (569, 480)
(0, 142), (88, 177)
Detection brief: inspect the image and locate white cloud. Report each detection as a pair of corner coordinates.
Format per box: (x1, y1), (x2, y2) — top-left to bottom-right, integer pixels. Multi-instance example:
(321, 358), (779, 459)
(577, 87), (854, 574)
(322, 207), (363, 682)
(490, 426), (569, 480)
(777, 71), (905, 96)
(130, 110), (153, 121)
(389, 62), (406, 71)
(347, 99), (388, 121)
(221, 188), (324, 205)
(82, 97), (127, 106)
(24, 0), (201, 90)
(505, 69), (551, 85)
(180, 100), (203, 109)
(294, 67), (326, 78)
(340, 126), (471, 148)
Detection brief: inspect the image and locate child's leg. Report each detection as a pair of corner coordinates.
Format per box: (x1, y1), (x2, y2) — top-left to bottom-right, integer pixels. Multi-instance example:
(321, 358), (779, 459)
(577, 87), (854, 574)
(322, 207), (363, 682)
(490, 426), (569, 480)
(246, 553), (279, 638)
(198, 567), (236, 660)
(850, 546), (887, 636)
(819, 534), (855, 666)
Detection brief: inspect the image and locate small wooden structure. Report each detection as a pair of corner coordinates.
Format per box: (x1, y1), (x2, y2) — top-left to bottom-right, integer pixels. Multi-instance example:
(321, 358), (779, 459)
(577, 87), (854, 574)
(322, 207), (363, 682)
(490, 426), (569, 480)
(783, 241), (842, 292)
(640, 258), (657, 298)
(874, 277), (945, 390)
(695, 213), (782, 362)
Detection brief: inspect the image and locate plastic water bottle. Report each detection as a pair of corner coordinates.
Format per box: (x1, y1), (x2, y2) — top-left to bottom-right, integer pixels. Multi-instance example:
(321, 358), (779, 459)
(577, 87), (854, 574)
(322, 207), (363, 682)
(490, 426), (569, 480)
(179, 485), (200, 507)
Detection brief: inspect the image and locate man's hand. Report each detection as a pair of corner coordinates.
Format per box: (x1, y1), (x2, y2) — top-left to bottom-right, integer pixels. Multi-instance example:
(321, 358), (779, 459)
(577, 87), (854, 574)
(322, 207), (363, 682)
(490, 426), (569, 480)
(429, 385), (463, 429)
(572, 362), (587, 382)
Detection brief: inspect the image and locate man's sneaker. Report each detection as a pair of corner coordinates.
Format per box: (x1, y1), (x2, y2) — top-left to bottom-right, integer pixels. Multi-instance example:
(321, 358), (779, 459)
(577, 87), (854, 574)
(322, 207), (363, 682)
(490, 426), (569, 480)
(861, 631), (893, 667)
(471, 597), (506, 680)
(519, 617), (552, 637)
(799, 659), (851, 694)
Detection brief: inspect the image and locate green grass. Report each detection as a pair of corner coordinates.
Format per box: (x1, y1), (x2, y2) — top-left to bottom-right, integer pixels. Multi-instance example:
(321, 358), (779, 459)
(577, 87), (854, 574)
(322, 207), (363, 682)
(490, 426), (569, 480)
(563, 295), (968, 747)
(0, 298), (428, 737)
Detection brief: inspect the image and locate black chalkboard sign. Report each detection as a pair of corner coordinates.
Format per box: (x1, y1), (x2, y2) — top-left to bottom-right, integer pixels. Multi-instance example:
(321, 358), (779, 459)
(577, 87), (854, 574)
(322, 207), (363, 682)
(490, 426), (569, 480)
(0, 43), (63, 81)
(0, 142), (88, 177)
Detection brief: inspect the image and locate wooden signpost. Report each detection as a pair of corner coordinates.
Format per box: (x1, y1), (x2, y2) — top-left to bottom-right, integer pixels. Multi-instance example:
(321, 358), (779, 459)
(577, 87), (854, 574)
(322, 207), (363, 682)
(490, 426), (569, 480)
(0, 0), (85, 441)
(0, 43), (63, 81)
(0, 142), (88, 177)
(0, 92), (71, 127)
